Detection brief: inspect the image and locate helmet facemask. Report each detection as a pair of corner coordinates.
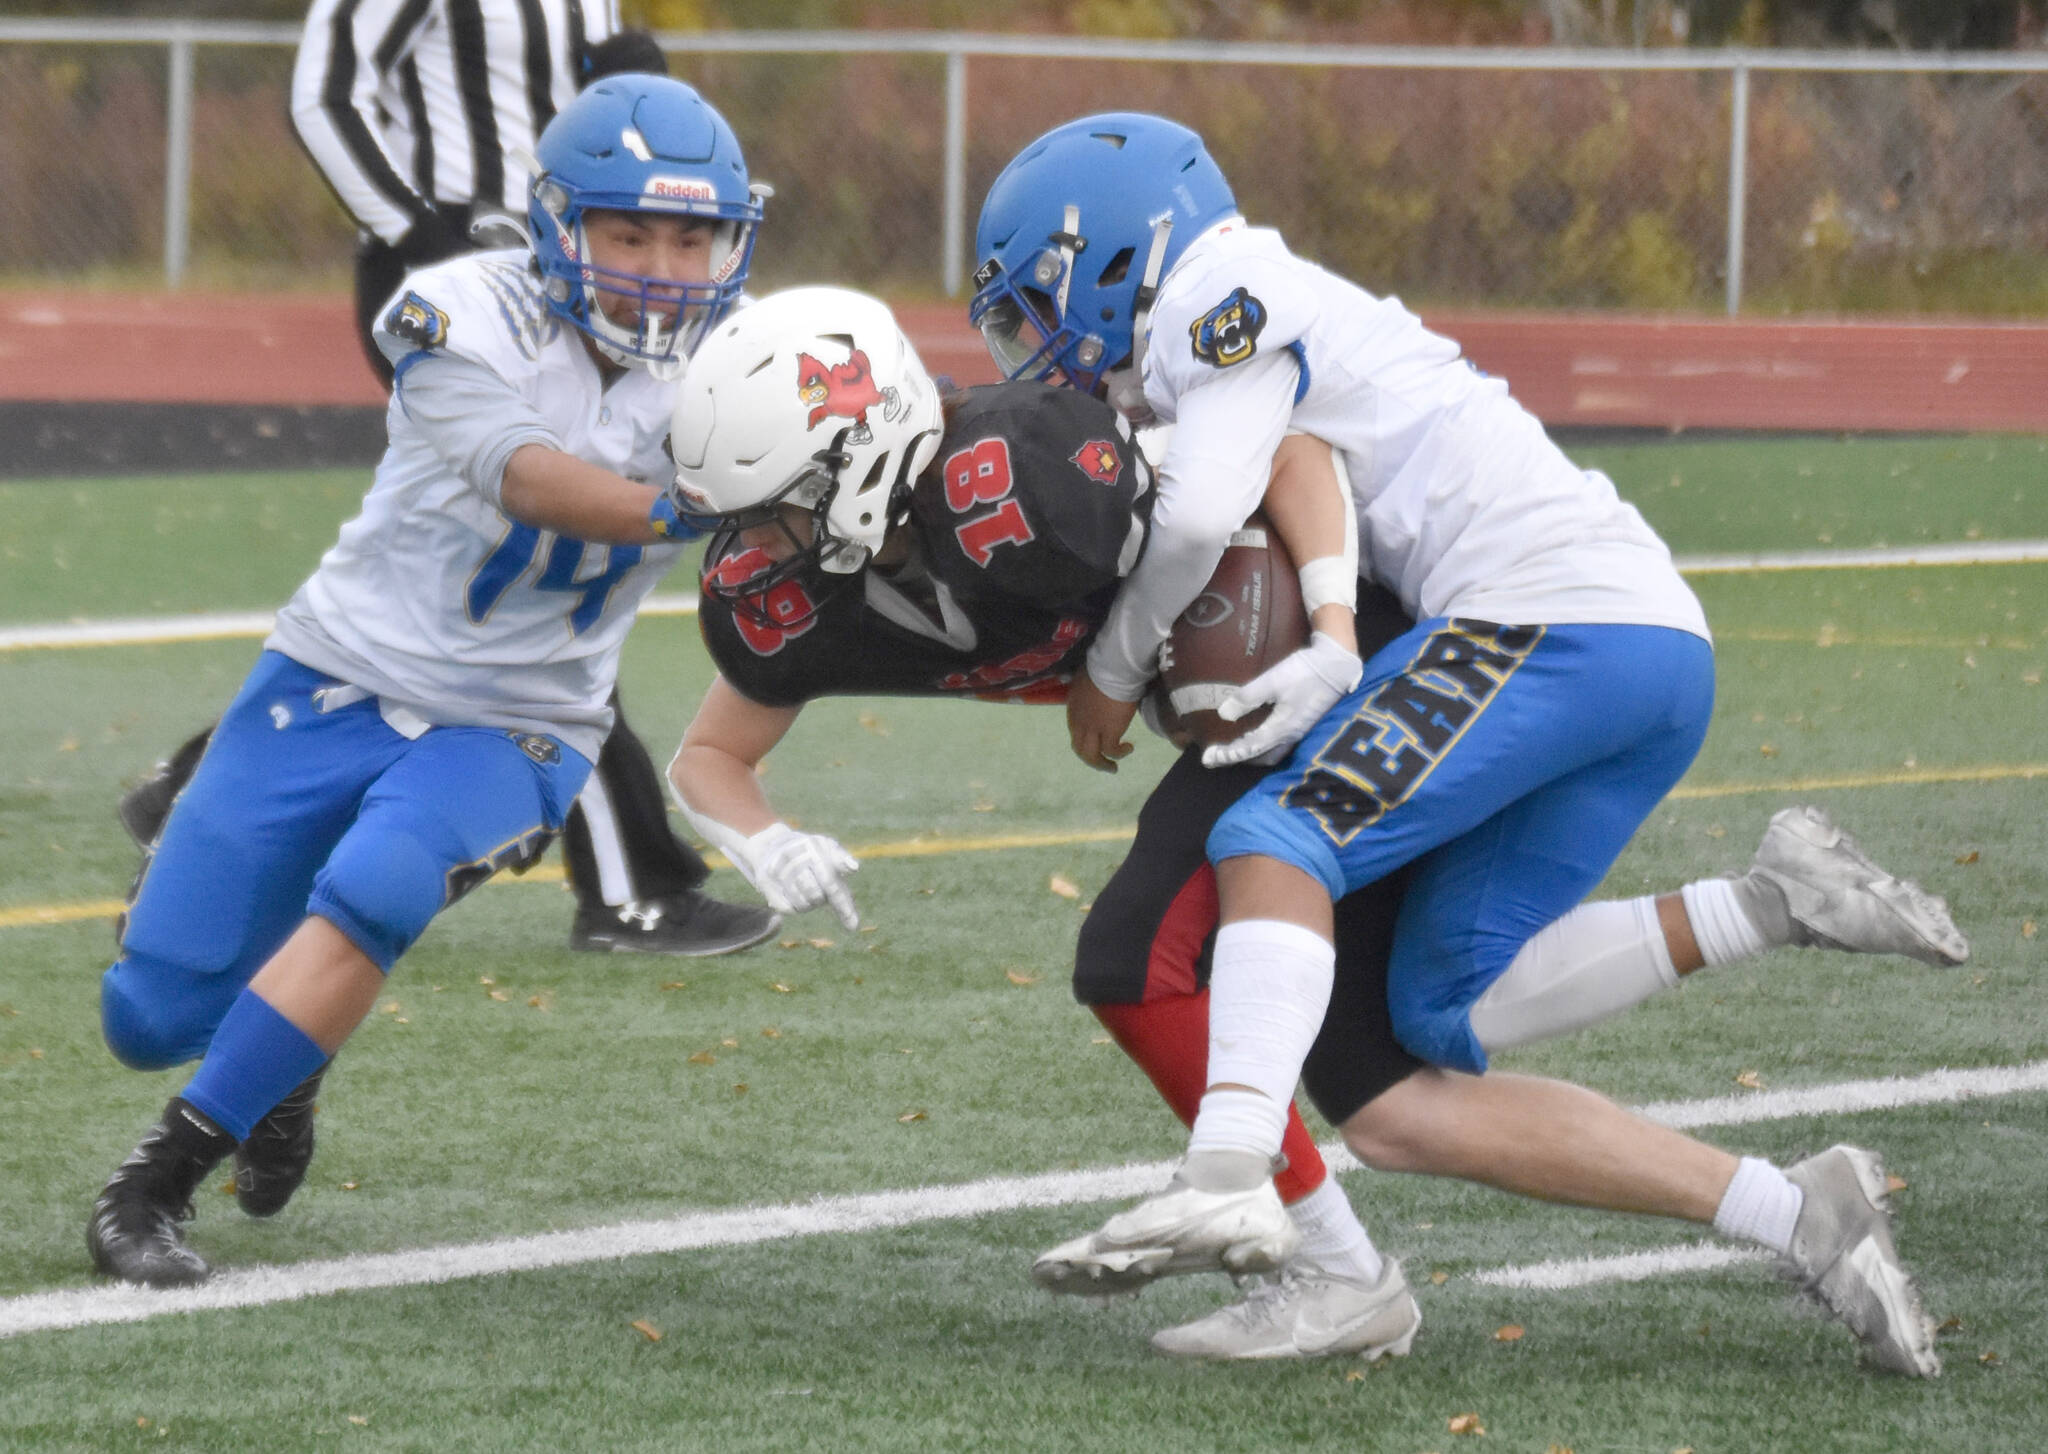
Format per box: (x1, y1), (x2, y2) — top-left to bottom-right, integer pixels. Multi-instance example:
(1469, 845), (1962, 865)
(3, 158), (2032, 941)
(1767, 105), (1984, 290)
(970, 206), (1121, 396)
(970, 206), (1179, 402)
(972, 113), (1236, 405)
(533, 180), (760, 380)
(696, 439), (886, 632)
(672, 284), (947, 627)
(526, 77), (765, 379)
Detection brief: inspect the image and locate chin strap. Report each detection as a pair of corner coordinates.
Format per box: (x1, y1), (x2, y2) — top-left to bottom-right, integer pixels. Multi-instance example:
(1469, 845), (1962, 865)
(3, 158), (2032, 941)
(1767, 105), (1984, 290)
(1113, 213), (1175, 395)
(1053, 204), (1082, 321)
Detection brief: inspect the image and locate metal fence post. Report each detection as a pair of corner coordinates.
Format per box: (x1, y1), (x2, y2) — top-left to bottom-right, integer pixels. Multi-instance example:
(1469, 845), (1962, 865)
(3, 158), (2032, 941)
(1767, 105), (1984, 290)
(1724, 58), (1750, 317)
(164, 31), (194, 288)
(942, 47), (967, 297)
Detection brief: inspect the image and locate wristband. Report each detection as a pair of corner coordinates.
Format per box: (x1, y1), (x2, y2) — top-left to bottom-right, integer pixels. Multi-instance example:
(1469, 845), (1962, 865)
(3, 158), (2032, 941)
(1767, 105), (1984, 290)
(1298, 556), (1357, 615)
(649, 492), (685, 539)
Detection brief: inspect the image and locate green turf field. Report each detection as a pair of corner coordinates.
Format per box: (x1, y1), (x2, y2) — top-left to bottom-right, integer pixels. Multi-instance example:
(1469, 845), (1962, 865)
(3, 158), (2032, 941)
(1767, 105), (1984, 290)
(1, 437), (2043, 1452)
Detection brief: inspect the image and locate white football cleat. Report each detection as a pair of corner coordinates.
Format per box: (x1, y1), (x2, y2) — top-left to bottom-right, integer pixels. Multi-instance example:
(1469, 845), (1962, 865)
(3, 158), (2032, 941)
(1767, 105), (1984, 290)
(1151, 1256), (1421, 1361)
(1750, 806), (1969, 967)
(1032, 1179), (1300, 1297)
(1779, 1145), (1941, 1378)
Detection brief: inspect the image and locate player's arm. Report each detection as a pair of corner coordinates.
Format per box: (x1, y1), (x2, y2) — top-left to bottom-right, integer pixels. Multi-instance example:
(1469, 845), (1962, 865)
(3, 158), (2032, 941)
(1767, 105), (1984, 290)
(1067, 349), (1298, 771)
(667, 677), (860, 929)
(670, 675), (801, 836)
(500, 443), (686, 546)
(1261, 433), (1357, 655)
(385, 339), (685, 545)
(289, 0), (439, 247)
(1199, 431), (1366, 767)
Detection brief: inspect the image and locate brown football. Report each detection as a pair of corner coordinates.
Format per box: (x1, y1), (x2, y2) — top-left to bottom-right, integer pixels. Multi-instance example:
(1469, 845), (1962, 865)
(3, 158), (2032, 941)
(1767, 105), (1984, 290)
(1147, 513), (1309, 747)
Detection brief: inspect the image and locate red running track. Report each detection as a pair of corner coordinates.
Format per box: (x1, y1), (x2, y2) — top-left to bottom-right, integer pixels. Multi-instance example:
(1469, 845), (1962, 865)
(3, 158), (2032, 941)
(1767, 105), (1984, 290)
(3, 292), (2043, 433)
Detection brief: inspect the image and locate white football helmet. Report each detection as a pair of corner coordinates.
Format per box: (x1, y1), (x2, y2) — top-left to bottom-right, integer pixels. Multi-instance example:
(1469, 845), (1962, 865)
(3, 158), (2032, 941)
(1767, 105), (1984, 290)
(671, 287), (944, 595)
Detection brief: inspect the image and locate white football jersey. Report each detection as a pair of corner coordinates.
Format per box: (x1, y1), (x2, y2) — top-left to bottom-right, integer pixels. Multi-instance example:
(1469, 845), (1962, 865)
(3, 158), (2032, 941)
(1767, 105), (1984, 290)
(267, 250), (687, 763)
(1086, 224), (1707, 701)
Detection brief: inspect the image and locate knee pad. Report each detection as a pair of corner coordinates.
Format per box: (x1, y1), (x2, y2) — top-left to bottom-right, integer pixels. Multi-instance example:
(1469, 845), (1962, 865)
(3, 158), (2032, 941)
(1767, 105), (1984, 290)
(100, 962), (224, 1070)
(1386, 916), (1529, 1076)
(1072, 913), (1138, 1006)
(311, 829), (446, 971)
(1389, 1003), (1487, 1077)
(1206, 797), (1345, 901)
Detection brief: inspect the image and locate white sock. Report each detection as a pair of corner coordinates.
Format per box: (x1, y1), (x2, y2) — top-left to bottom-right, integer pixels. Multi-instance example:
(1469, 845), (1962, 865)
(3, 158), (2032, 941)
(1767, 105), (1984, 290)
(1712, 1156), (1804, 1254)
(1184, 1090), (1288, 1172)
(1287, 1178), (1384, 1285)
(1468, 896), (1679, 1054)
(1680, 877), (1776, 967)
(1187, 919), (1335, 1162)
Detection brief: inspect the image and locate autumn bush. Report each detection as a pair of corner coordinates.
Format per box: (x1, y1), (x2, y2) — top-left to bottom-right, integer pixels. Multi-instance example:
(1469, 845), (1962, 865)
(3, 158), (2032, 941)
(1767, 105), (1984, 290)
(5, 39), (2046, 315)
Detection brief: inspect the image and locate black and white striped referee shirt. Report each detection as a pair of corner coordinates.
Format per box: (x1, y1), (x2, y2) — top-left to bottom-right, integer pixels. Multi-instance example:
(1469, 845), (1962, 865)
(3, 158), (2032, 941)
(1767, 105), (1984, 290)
(290, 0), (623, 246)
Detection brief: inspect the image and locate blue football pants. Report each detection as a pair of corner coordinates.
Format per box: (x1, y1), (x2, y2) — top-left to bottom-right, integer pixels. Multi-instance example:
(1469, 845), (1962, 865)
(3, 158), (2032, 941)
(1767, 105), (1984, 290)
(101, 651), (588, 1070)
(1209, 620), (1714, 1074)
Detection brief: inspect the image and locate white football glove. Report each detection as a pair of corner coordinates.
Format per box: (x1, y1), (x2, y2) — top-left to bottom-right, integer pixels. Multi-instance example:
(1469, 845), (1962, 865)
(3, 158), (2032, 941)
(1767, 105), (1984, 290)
(736, 822), (861, 930)
(1201, 630), (1364, 769)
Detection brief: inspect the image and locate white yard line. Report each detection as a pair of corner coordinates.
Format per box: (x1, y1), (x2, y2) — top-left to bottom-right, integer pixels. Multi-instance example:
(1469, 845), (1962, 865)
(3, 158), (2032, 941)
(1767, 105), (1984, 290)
(6, 537), (2048, 652)
(1471, 1243), (1767, 1290)
(0, 594), (702, 652)
(1676, 538), (2048, 573)
(5, 1058), (2043, 1340)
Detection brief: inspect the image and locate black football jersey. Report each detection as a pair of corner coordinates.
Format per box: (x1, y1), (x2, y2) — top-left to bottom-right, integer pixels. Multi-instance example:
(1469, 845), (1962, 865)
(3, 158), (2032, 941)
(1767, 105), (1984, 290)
(700, 381), (1153, 708)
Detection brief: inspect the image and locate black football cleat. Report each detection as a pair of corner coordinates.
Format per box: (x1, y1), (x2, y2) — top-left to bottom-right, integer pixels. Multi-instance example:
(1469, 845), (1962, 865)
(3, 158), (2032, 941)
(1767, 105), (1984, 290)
(116, 727), (213, 849)
(116, 769), (179, 852)
(233, 1063), (329, 1218)
(87, 1098), (236, 1288)
(115, 729), (213, 945)
(568, 890), (780, 957)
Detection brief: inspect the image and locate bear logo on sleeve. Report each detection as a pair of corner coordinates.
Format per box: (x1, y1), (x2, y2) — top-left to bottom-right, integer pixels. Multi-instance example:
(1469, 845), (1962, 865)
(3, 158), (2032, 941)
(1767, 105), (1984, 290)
(1189, 287), (1266, 368)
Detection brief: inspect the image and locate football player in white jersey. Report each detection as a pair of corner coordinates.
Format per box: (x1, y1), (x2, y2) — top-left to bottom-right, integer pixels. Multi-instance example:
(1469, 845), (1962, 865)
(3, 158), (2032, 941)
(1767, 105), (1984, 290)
(971, 113), (1968, 1376)
(84, 75), (764, 1289)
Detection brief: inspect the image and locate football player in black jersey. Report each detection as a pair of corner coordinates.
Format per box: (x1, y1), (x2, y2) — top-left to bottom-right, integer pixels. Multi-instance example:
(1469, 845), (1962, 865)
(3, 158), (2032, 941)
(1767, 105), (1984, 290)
(663, 289), (1927, 1371)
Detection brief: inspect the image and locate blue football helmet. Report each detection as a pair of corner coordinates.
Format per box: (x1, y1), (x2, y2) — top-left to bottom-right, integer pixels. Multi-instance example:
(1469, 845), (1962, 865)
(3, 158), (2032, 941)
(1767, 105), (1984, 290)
(970, 113), (1237, 397)
(528, 75), (764, 376)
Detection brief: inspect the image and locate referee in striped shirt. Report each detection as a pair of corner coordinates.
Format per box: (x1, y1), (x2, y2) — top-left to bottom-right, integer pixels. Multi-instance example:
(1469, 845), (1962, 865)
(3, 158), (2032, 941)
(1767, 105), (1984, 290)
(291, 0), (666, 386)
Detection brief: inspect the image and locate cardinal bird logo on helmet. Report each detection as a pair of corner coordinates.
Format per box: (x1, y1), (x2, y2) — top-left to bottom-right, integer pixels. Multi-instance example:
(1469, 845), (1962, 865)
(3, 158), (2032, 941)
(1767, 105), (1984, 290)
(796, 349), (897, 443)
(1070, 439), (1123, 485)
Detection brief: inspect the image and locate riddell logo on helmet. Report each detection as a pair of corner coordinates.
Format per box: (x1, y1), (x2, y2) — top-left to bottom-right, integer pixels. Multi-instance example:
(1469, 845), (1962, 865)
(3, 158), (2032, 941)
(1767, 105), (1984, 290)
(645, 175), (716, 202)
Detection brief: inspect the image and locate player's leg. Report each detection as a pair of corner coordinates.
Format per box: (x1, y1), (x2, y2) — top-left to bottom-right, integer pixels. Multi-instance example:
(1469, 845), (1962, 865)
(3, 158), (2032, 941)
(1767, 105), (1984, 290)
(91, 715), (586, 1286)
(1348, 1071), (1735, 1214)
(1145, 873), (1425, 1363)
(113, 723), (218, 945)
(1337, 1072), (1938, 1376)
(1133, 620), (1577, 1260)
(90, 656), (405, 1284)
(1083, 622), (1703, 1278)
(353, 234), (409, 390)
(1047, 751), (1364, 1295)
(1373, 624), (1715, 1073)
(101, 656), (382, 1071)
(1460, 807), (1967, 1059)
(1377, 627), (1961, 1072)
(563, 692), (779, 956)
(1370, 630), (1937, 1375)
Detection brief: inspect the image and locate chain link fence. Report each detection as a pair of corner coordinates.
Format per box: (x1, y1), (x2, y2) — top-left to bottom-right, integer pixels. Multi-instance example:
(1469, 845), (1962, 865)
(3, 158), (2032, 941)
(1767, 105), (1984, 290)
(3, 23), (2046, 316)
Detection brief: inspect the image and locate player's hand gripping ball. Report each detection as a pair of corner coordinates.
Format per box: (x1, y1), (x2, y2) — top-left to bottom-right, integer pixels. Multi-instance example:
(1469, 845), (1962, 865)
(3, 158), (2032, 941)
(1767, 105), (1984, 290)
(1146, 515), (1310, 749)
